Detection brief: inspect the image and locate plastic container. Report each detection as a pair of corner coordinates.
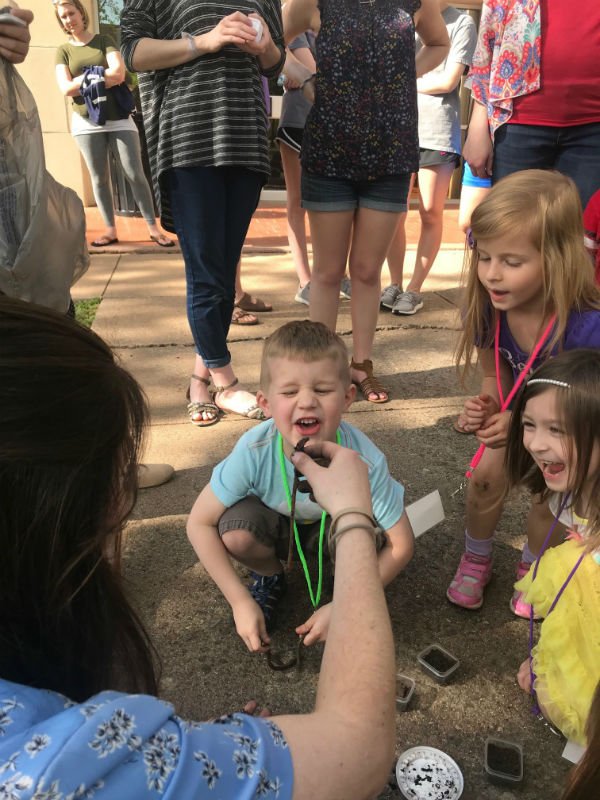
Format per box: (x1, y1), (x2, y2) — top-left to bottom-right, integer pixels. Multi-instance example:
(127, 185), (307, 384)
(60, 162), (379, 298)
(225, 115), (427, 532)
(485, 737), (524, 786)
(395, 674), (415, 711)
(417, 644), (459, 684)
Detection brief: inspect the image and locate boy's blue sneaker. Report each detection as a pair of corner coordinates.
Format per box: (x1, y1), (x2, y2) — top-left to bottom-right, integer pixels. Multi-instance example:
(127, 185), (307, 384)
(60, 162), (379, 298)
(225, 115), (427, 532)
(248, 570), (287, 630)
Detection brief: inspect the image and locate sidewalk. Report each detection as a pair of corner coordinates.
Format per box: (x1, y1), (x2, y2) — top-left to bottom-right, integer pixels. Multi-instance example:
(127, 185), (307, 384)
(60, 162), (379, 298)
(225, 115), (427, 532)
(74, 207), (570, 800)
(84, 201), (466, 254)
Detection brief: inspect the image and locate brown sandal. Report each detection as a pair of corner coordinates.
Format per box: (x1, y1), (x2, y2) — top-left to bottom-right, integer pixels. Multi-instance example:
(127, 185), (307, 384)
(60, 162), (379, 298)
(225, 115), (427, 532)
(186, 374), (220, 427)
(350, 358), (389, 404)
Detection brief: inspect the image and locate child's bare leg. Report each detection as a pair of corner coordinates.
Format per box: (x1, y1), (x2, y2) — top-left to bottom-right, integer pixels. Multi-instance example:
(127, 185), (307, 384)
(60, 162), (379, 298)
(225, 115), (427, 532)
(517, 659), (532, 693)
(447, 447), (505, 609)
(465, 446), (507, 541)
(526, 495), (566, 556)
(222, 528), (282, 575)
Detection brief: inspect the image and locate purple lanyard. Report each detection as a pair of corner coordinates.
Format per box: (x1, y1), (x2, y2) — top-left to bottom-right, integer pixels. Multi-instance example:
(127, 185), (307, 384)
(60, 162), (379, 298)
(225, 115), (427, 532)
(528, 493), (585, 715)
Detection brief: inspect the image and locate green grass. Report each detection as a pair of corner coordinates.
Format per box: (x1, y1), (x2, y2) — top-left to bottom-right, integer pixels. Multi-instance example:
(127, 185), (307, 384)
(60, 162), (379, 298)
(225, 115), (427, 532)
(74, 297), (101, 328)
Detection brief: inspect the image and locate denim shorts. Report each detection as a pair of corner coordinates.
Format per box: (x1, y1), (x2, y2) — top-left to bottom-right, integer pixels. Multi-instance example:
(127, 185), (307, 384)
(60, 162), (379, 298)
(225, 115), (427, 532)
(301, 170), (411, 212)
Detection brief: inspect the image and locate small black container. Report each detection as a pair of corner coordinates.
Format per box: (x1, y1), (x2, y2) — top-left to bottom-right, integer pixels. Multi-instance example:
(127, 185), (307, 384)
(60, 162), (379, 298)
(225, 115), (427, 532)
(485, 737), (524, 786)
(417, 644), (460, 684)
(395, 674), (415, 711)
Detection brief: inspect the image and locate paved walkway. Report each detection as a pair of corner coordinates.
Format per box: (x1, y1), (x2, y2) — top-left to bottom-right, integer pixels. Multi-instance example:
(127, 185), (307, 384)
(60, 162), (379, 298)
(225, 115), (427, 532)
(74, 207), (571, 800)
(84, 201), (466, 254)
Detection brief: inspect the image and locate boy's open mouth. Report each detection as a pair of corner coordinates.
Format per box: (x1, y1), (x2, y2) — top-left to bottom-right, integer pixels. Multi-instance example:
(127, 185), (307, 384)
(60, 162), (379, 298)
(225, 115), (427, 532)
(294, 417), (321, 436)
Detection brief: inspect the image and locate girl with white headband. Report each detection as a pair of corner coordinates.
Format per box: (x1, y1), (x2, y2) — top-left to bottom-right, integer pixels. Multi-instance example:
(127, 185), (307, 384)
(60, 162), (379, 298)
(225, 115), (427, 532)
(448, 169), (600, 616)
(504, 349), (600, 746)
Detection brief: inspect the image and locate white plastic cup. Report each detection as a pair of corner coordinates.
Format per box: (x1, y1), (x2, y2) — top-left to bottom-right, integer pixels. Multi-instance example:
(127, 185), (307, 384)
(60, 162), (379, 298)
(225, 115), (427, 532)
(250, 17), (263, 43)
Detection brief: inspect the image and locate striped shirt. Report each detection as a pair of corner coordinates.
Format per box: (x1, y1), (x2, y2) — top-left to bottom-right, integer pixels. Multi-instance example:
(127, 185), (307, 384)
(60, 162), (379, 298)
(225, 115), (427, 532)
(120, 0), (284, 232)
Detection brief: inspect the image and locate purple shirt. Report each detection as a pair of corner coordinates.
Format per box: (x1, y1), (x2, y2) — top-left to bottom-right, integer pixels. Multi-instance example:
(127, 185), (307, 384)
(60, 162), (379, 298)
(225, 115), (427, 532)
(498, 309), (600, 380)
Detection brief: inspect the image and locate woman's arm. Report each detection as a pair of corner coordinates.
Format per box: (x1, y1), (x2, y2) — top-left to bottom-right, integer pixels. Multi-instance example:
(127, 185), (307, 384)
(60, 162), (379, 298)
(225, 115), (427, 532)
(414, 0), (450, 78)
(283, 0), (320, 45)
(417, 60), (466, 96)
(463, 100), (494, 178)
(104, 49), (126, 88)
(272, 442), (396, 800)
(281, 45), (315, 90)
(128, 12), (262, 72)
(55, 63), (84, 97)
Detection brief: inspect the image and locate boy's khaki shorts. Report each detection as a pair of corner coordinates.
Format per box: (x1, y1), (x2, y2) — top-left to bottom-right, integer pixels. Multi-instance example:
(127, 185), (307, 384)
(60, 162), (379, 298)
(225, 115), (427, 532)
(218, 495), (385, 561)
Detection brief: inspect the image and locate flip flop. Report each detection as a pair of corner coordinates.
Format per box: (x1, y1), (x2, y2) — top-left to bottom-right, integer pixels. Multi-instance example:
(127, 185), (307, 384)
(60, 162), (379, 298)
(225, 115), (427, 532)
(91, 236), (119, 247)
(231, 306), (259, 326)
(150, 234), (175, 248)
(235, 291), (273, 312)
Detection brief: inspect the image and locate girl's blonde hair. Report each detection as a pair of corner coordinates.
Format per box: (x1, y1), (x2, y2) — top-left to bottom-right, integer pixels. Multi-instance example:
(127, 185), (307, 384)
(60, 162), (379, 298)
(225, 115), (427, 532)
(456, 170), (600, 380)
(505, 349), (600, 551)
(54, 0), (89, 33)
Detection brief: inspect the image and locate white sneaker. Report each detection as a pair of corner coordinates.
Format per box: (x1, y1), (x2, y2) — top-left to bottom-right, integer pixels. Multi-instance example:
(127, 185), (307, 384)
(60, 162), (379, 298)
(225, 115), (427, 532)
(137, 463), (174, 489)
(295, 282), (310, 305)
(339, 277), (352, 299)
(392, 291), (424, 316)
(380, 283), (402, 309)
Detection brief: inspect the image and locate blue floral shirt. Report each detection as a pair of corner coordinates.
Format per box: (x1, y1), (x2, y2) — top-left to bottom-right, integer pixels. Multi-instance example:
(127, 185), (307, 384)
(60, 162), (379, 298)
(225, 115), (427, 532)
(0, 679), (293, 799)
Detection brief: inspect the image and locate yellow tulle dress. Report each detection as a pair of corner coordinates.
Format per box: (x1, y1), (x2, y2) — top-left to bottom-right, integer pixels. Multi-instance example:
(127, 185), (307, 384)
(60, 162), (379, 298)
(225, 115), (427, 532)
(516, 537), (600, 745)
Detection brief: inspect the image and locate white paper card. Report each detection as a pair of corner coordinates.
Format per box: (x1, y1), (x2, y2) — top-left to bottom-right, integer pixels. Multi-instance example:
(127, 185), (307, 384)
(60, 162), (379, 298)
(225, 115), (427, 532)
(562, 739), (585, 764)
(405, 490), (445, 538)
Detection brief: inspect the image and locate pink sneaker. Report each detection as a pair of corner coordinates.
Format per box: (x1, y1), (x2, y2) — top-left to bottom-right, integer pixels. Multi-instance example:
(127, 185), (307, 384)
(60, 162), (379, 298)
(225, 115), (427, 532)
(447, 553), (493, 610)
(510, 560), (540, 619)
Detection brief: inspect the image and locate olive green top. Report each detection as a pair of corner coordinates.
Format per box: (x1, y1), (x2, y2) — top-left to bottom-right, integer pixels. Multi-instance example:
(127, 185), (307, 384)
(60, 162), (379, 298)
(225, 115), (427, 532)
(55, 33), (121, 119)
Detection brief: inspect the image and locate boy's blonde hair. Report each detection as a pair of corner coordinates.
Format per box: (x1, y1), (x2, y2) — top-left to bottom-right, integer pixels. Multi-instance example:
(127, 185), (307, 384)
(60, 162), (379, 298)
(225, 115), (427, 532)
(260, 321), (350, 388)
(457, 170), (600, 380)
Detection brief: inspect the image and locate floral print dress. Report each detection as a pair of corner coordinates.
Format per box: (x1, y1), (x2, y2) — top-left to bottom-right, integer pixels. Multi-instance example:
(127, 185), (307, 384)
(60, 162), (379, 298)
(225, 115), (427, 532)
(302, 0), (421, 180)
(0, 680), (292, 799)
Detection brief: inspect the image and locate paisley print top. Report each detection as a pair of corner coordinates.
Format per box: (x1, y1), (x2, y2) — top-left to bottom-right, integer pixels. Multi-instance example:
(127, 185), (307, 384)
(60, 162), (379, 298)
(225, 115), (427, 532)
(467, 0), (541, 136)
(302, 0), (421, 180)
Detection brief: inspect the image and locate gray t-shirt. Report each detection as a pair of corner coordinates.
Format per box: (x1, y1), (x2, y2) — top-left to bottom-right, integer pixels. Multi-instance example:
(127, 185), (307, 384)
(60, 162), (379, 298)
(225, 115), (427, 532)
(416, 6), (477, 154)
(278, 31), (316, 130)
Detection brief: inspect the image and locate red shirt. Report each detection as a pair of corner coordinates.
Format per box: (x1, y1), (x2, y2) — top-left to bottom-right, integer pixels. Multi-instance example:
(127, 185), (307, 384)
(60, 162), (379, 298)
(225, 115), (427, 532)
(583, 189), (600, 284)
(511, 0), (600, 126)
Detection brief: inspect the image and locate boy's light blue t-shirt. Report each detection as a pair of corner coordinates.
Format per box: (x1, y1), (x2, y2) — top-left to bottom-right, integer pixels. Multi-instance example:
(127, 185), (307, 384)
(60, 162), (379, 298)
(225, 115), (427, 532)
(210, 419), (404, 531)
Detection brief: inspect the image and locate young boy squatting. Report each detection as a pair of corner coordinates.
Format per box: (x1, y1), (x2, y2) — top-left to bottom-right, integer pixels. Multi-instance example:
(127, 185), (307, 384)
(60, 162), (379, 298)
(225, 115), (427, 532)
(187, 321), (414, 653)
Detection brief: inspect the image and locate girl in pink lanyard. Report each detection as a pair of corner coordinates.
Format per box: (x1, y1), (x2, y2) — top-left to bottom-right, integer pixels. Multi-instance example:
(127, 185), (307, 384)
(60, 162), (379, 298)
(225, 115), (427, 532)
(504, 350), (600, 746)
(447, 169), (600, 616)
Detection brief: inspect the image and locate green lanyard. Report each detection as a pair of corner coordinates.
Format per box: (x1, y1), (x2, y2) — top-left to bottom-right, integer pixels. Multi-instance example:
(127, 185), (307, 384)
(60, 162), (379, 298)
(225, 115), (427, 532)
(277, 430), (341, 608)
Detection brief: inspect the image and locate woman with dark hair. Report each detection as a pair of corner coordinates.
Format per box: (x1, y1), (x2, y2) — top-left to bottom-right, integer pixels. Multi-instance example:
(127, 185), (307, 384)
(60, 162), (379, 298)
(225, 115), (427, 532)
(0, 296), (397, 798)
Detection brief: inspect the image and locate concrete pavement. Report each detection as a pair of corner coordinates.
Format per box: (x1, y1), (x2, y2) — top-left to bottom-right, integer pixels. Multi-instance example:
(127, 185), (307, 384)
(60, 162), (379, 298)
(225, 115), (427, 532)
(73, 231), (572, 800)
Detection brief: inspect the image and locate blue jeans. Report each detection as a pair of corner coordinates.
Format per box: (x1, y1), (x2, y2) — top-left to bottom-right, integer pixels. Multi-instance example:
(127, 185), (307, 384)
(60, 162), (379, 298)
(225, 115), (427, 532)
(167, 166), (263, 369)
(492, 121), (600, 207)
